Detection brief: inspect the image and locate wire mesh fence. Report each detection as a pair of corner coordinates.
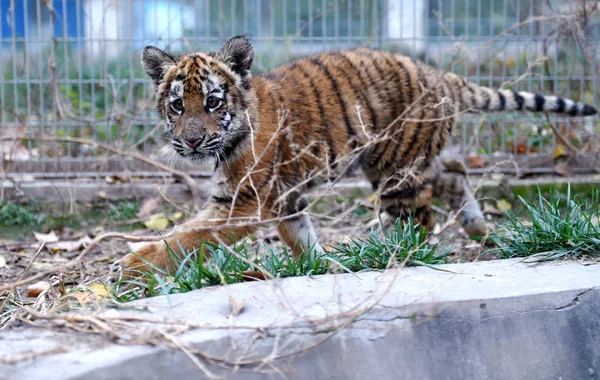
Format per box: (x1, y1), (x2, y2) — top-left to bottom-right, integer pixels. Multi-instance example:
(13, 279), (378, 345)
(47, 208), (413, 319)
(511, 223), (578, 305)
(0, 0), (598, 177)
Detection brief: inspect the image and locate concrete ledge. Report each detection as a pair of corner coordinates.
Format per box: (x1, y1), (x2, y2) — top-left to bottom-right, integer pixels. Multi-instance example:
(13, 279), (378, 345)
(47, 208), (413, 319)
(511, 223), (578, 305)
(1, 259), (599, 380)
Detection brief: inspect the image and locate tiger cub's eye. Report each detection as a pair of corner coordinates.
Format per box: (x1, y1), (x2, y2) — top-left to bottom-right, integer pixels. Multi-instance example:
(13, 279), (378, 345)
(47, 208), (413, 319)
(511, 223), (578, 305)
(171, 99), (184, 112)
(206, 96), (221, 111)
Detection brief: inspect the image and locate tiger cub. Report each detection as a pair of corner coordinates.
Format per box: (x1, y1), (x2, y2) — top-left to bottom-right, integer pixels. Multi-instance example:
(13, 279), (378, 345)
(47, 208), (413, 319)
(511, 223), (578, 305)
(116, 35), (596, 274)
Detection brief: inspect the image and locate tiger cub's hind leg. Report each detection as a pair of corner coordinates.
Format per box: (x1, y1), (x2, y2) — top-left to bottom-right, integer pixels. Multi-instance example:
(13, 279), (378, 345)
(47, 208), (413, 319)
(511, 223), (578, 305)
(431, 158), (487, 237)
(378, 168), (437, 232)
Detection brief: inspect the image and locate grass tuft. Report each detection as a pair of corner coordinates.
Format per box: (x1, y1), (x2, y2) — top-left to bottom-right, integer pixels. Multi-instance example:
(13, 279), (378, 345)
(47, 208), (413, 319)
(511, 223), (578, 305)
(113, 219), (449, 299)
(0, 200), (43, 226)
(487, 185), (600, 261)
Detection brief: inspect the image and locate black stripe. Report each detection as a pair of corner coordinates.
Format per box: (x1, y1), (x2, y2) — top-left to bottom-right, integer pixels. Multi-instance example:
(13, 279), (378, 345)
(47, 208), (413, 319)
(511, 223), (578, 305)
(381, 181), (429, 201)
(369, 58), (418, 169)
(222, 130), (248, 157)
(582, 104), (597, 116)
(395, 58), (415, 105)
(379, 67), (426, 172)
(212, 195), (233, 204)
(376, 56), (411, 166)
(513, 91), (524, 110)
(498, 91), (506, 111)
(175, 73), (184, 81)
(288, 64), (320, 156)
(569, 103), (579, 116)
(310, 57), (357, 147)
(398, 68), (429, 168)
(274, 87), (285, 111)
(370, 56), (395, 119)
(534, 94), (545, 112)
(296, 64), (336, 167)
(466, 83), (476, 109)
(382, 55), (403, 119)
(333, 52), (377, 130)
(555, 98), (566, 113)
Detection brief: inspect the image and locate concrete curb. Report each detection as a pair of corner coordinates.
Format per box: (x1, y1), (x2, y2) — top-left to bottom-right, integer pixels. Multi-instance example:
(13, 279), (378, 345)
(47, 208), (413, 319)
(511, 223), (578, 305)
(1, 259), (599, 379)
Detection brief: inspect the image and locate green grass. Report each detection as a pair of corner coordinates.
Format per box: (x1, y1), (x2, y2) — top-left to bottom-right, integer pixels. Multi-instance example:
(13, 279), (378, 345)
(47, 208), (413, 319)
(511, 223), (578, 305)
(107, 200), (141, 221)
(0, 199), (144, 239)
(0, 200), (43, 227)
(487, 185), (600, 262)
(113, 218), (450, 301)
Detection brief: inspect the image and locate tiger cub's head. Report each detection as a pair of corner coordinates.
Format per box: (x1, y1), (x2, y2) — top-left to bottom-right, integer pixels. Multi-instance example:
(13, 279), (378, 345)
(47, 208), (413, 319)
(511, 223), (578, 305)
(142, 36), (254, 163)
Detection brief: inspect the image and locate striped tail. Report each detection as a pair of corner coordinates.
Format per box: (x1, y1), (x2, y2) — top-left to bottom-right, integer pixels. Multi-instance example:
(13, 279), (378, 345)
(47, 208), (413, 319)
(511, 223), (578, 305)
(458, 81), (597, 116)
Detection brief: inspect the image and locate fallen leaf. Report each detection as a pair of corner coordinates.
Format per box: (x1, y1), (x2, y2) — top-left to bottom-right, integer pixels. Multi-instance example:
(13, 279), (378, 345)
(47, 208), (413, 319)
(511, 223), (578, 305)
(97, 191), (107, 199)
(33, 231), (59, 243)
(137, 196), (163, 218)
(30, 261), (61, 271)
(104, 176), (116, 184)
(46, 236), (93, 252)
(554, 161), (574, 177)
(88, 283), (111, 299)
(483, 202), (502, 216)
(168, 211), (184, 223)
(28, 281), (51, 297)
(114, 173), (130, 183)
(73, 282), (112, 305)
(144, 215), (170, 231)
(508, 141), (536, 155)
(0, 255), (6, 268)
(467, 154), (486, 169)
(367, 194), (377, 203)
(229, 296), (246, 317)
(496, 199), (512, 212)
(552, 145), (567, 159)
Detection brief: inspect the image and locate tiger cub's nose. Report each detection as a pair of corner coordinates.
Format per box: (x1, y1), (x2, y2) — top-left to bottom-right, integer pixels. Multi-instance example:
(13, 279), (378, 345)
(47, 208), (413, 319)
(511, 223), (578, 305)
(183, 137), (204, 148)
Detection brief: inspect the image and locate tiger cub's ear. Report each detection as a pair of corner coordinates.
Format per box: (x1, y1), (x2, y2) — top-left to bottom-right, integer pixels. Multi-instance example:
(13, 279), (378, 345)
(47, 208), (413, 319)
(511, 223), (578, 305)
(142, 46), (177, 87)
(219, 35), (254, 87)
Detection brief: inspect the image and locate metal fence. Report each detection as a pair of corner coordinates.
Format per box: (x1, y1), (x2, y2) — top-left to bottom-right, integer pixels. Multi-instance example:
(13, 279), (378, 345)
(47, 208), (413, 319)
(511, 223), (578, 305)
(1, 0), (599, 178)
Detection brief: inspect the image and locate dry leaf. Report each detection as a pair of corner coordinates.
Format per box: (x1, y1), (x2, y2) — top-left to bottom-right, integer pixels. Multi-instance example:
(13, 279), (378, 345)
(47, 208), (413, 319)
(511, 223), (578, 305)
(0, 255), (6, 269)
(168, 211), (184, 223)
(33, 231), (59, 243)
(483, 202), (502, 216)
(137, 196), (163, 218)
(554, 161), (574, 177)
(229, 296), (246, 316)
(467, 154), (486, 169)
(88, 283), (111, 299)
(496, 199), (512, 212)
(46, 236), (93, 252)
(73, 282), (111, 305)
(27, 281), (51, 297)
(552, 145), (567, 159)
(144, 215), (170, 231)
(114, 173), (130, 183)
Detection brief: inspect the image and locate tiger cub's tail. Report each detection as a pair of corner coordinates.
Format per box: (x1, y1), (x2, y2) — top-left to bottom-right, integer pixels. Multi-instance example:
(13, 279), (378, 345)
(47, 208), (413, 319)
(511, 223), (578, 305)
(449, 74), (597, 116)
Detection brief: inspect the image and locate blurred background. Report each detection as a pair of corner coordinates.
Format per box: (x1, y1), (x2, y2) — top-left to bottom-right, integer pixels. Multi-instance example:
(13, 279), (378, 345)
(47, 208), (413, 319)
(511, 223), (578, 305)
(0, 0), (598, 177)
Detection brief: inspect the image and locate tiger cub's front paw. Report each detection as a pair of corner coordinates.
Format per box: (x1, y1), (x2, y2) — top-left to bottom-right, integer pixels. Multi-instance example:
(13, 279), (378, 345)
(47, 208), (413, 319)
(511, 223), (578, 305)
(111, 242), (170, 282)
